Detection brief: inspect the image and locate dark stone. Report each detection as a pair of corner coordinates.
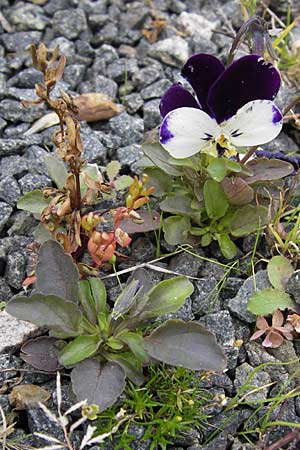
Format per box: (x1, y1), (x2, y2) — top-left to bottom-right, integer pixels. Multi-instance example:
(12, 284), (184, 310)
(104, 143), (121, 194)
(0, 138), (28, 157)
(63, 64), (86, 90)
(117, 144), (143, 168)
(0, 277), (12, 302)
(106, 58), (139, 83)
(286, 272), (300, 304)
(0, 155), (28, 178)
(0, 99), (45, 123)
(79, 74), (118, 100)
(0, 354), (22, 382)
(141, 79), (172, 100)
(191, 278), (221, 315)
(124, 93), (143, 114)
(7, 211), (38, 237)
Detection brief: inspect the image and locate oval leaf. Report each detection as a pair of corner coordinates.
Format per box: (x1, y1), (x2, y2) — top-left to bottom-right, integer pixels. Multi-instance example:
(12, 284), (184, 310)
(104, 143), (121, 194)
(142, 143), (182, 176)
(44, 154), (68, 189)
(247, 288), (295, 316)
(6, 293), (81, 338)
(144, 320), (227, 371)
(137, 276), (194, 320)
(144, 167), (172, 197)
(17, 189), (50, 214)
(221, 177), (254, 206)
(59, 335), (100, 367)
(36, 240), (79, 303)
(71, 359), (126, 412)
(119, 210), (161, 234)
(160, 194), (194, 215)
(229, 205), (268, 237)
(21, 337), (60, 372)
(207, 158), (227, 182)
(267, 255), (294, 290)
(244, 158), (294, 184)
(163, 215), (191, 245)
(203, 179), (229, 219)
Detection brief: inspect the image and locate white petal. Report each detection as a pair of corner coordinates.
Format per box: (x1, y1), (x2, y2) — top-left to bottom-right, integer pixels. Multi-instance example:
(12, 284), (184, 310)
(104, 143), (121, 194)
(159, 107), (220, 158)
(222, 100), (283, 147)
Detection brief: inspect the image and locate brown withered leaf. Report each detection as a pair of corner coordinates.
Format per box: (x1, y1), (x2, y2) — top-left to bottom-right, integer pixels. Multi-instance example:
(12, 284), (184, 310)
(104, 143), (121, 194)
(9, 385), (51, 410)
(74, 93), (122, 122)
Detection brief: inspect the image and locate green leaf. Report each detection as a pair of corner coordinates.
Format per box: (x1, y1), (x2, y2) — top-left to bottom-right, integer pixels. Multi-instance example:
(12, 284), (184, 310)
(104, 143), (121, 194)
(114, 175), (133, 191)
(44, 154), (68, 189)
(78, 280), (98, 325)
(207, 158), (227, 182)
(267, 256), (294, 290)
(247, 288), (295, 315)
(34, 223), (52, 243)
(142, 143), (182, 176)
(160, 194), (194, 215)
(117, 331), (149, 363)
(229, 205), (268, 237)
(17, 189), (50, 214)
(71, 359), (126, 412)
(221, 177), (254, 206)
(163, 215), (191, 245)
(144, 320), (227, 371)
(112, 279), (141, 320)
(106, 160), (121, 180)
(59, 335), (100, 366)
(201, 233), (212, 247)
(217, 233), (237, 259)
(225, 159), (242, 173)
(137, 276), (194, 320)
(89, 278), (107, 314)
(144, 168), (172, 197)
(6, 293), (81, 338)
(203, 179), (229, 219)
(36, 241), (80, 303)
(244, 158), (294, 184)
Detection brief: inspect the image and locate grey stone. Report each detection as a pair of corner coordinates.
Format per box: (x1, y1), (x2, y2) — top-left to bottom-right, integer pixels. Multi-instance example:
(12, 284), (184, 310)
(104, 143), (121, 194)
(8, 2), (49, 31)
(0, 73), (7, 99)
(170, 428), (201, 446)
(191, 277), (221, 315)
(190, 35), (218, 54)
(168, 247), (205, 277)
(106, 58), (139, 83)
(262, 131), (298, 155)
(63, 64), (86, 90)
(124, 93), (143, 114)
(230, 439), (253, 450)
(148, 36), (189, 67)
(0, 354), (22, 382)
(5, 251), (27, 289)
(0, 138), (28, 157)
(199, 259), (227, 280)
(3, 122), (31, 138)
(0, 395), (11, 415)
(276, 83), (299, 112)
(7, 87), (39, 102)
(1, 31), (42, 52)
(234, 362), (272, 405)
(143, 99), (161, 130)
(0, 155), (28, 178)
(53, 8), (88, 39)
(202, 310), (238, 369)
(117, 144), (143, 167)
(92, 22), (119, 46)
(7, 67), (43, 89)
(79, 74), (118, 100)
(27, 405), (66, 446)
(286, 271), (300, 304)
(198, 372), (233, 396)
(268, 340), (300, 376)
(109, 112), (144, 146)
(141, 79), (172, 100)
(0, 311), (39, 354)
(177, 11), (217, 39)
(80, 128), (107, 164)
(0, 202), (12, 234)
(0, 116), (7, 132)
(0, 278), (12, 302)
(0, 99), (45, 123)
(228, 270), (271, 323)
(132, 62), (164, 89)
(18, 173), (51, 194)
(0, 176), (21, 205)
(7, 211), (38, 237)
(25, 145), (48, 174)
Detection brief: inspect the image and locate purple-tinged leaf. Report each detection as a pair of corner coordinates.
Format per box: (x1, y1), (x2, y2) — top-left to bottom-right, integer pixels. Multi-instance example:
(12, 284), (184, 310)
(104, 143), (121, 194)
(221, 177), (254, 205)
(59, 335), (101, 367)
(119, 210), (161, 234)
(244, 158), (294, 184)
(71, 359), (126, 412)
(21, 337), (61, 372)
(144, 320), (226, 371)
(229, 205), (268, 237)
(36, 240), (79, 303)
(6, 293), (81, 338)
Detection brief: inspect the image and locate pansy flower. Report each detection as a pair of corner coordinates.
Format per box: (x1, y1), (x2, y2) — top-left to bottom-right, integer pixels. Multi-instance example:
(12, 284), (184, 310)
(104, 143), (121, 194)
(159, 54), (283, 158)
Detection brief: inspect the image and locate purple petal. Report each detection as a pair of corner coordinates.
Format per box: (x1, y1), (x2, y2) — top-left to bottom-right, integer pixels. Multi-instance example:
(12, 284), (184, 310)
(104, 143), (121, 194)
(208, 55), (281, 123)
(159, 84), (200, 118)
(181, 54), (225, 115)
